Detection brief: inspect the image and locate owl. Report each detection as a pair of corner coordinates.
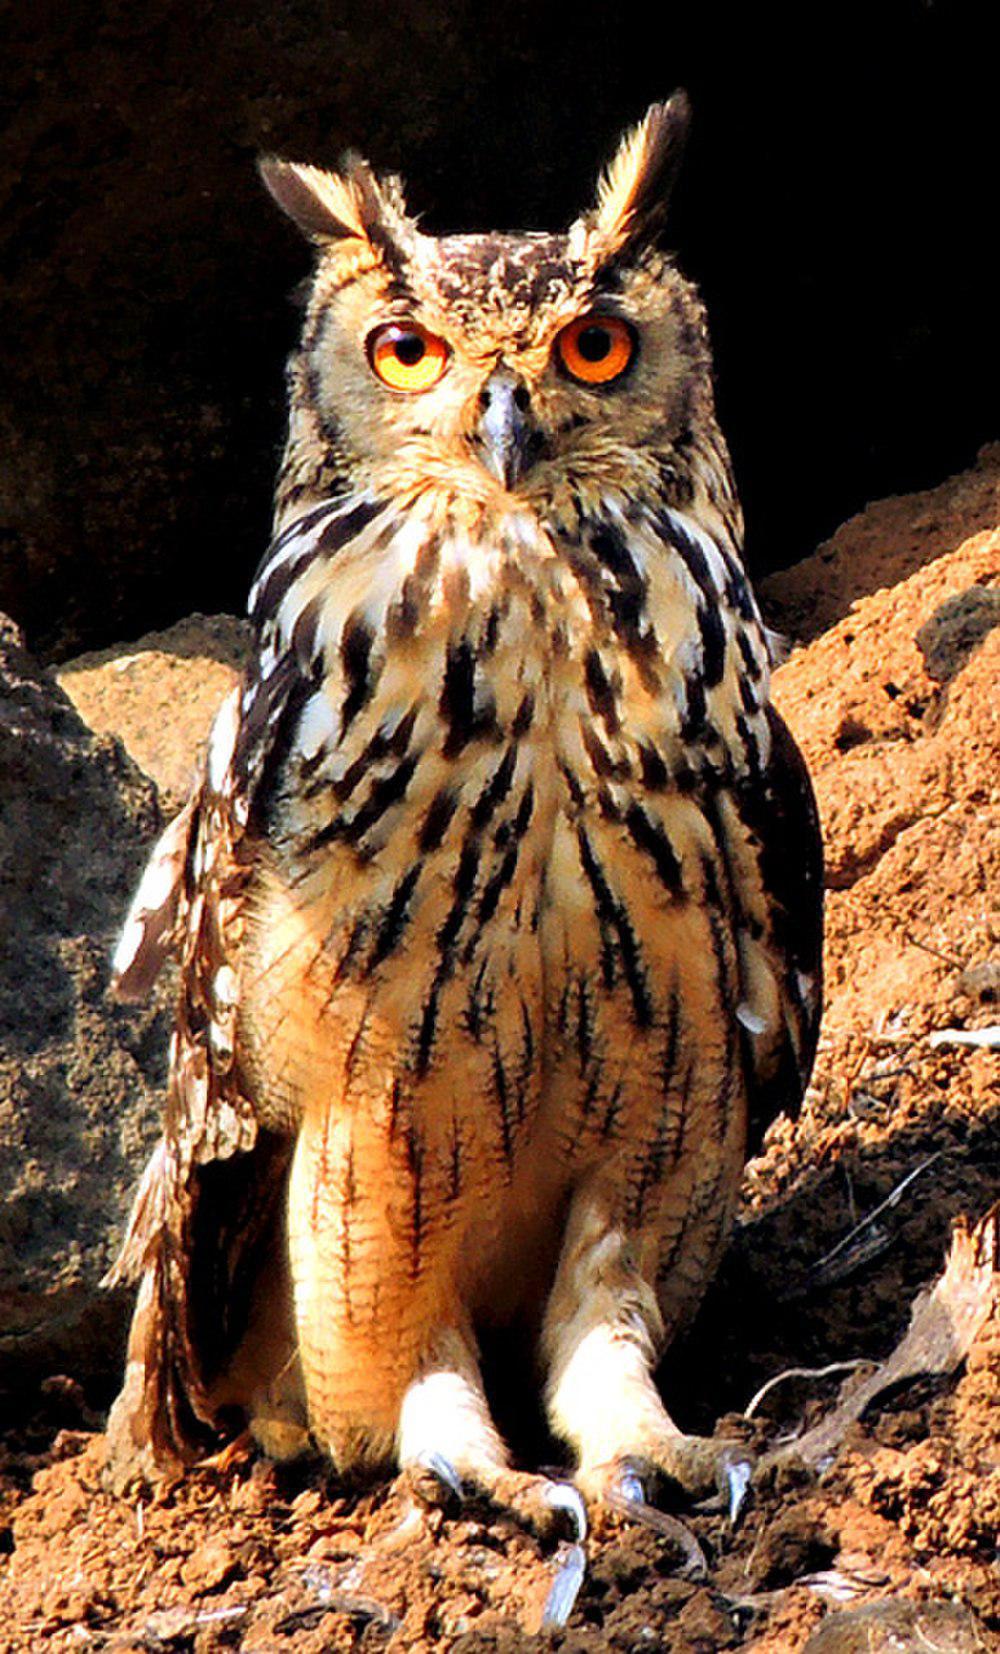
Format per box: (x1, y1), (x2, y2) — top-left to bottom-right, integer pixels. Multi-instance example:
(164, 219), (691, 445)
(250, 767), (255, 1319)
(105, 95), (822, 1542)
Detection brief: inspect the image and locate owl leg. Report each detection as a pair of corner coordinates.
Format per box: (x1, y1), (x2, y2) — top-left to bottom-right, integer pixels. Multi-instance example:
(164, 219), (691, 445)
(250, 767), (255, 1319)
(541, 1192), (751, 1521)
(396, 1328), (579, 1542)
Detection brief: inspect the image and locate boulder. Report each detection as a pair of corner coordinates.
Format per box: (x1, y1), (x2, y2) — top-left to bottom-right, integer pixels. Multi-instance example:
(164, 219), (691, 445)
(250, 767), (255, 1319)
(0, 616), (167, 1394)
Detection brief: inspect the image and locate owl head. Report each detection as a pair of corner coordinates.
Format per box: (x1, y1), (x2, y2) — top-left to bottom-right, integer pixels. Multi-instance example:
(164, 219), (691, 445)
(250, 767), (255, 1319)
(261, 95), (714, 508)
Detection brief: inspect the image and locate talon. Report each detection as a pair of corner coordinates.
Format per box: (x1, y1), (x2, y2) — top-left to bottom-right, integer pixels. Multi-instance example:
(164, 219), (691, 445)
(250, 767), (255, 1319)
(403, 1450), (463, 1509)
(419, 1450), (464, 1501)
(725, 1456), (752, 1526)
(544, 1479), (588, 1542)
(603, 1485), (708, 1579)
(615, 1467), (647, 1507)
(541, 1541), (587, 1630)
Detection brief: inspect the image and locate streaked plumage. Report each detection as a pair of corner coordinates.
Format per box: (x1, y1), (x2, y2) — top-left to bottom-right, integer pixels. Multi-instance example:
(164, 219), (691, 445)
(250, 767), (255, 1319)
(105, 95), (822, 1519)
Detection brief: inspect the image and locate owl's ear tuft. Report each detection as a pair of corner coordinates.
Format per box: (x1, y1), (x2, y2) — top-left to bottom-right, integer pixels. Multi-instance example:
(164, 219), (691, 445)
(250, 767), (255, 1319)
(259, 158), (369, 242)
(258, 156), (414, 259)
(584, 92), (691, 257)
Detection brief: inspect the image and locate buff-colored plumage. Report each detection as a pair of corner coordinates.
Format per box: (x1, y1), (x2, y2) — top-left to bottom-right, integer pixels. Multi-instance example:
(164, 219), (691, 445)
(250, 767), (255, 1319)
(105, 96), (822, 1522)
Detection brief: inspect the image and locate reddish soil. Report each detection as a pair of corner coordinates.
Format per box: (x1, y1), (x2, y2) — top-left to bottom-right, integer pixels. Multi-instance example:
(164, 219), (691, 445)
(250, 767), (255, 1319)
(1, 475), (997, 1652)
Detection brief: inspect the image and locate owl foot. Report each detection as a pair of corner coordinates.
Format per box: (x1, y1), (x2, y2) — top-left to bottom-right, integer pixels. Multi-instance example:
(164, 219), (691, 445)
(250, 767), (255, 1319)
(401, 1456), (588, 1628)
(400, 1449), (465, 1510)
(579, 1436), (753, 1531)
(404, 1454), (584, 1543)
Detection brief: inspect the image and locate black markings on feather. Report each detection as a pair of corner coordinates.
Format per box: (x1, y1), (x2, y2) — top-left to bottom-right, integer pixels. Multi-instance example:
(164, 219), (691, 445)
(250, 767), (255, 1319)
(597, 786), (621, 822)
(720, 547), (756, 621)
(405, 1124), (425, 1279)
(387, 1076), (404, 1138)
(581, 1068), (602, 1121)
(418, 786), (460, 852)
(628, 1098), (683, 1228)
(289, 595), (325, 678)
(583, 650), (619, 733)
(318, 498), (383, 558)
(559, 761), (587, 810)
(599, 1082), (624, 1141)
(590, 522), (658, 681)
(511, 691), (535, 738)
(731, 707), (824, 1142)
(576, 825), (653, 1027)
(250, 550), (311, 629)
(248, 501), (342, 621)
(581, 722), (630, 781)
(333, 910), (372, 985)
(590, 523), (636, 582)
(343, 1002), (372, 1089)
(575, 978), (593, 1073)
(739, 674), (759, 717)
(734, 713), (762, 779)
(239, 660), (313, 825)
(699, 791), (746, 931)
(517, 997), (534, 1115)
(624, 803), (684, 897)
(387, 574), (420, 640)
(464, 957), (493, 1043)
(415, 839), (480, 1076)
(659, 989), (683, 1102)
(491, 1043), (514, 1163)
(472, 784), (534, 937)
(448, 1121), (463, 1203)
(697, 601), (726, 688)
(660, 511), (717, 606)
(314, 708), (417, 806)
(470, 745), (517, 830)
(340, 613), (376, 733)
(737, 628), (763, 681)
(367, 863), (423, 973)
(304, 752), (419, 852)
(639, 742), (668, 791)
(440, 637), (497, 756)
(680, 672), (708, 742)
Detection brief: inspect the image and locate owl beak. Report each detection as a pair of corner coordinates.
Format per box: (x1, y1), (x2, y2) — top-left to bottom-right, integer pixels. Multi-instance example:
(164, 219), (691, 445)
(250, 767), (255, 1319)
(476, 372), (534, 489)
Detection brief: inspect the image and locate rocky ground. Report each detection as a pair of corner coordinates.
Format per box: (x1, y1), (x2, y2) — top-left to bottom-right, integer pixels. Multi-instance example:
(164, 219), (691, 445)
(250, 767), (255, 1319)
(0, 451), (998, 1651)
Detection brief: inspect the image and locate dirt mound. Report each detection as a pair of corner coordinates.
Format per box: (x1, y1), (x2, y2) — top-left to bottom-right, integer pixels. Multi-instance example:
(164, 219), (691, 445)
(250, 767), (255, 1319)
(0, 475), (997, 1650)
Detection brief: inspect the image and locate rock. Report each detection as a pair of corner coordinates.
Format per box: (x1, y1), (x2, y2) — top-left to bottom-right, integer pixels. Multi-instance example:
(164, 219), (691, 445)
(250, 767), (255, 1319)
(802, 1597), (984, 1653)
(57, 614), (248, 817)
(761, 445), (1000, 642)
(0, 616), (168, 1395)
(915, 584), (1000, 683)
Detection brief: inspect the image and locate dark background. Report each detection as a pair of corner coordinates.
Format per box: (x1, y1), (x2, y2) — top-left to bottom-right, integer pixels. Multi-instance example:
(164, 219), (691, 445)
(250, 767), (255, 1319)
(1, 0), (995, 659)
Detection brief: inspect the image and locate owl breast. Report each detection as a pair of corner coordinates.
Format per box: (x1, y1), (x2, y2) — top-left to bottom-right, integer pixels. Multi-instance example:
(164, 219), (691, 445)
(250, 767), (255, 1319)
(234, 486), (771, 1349)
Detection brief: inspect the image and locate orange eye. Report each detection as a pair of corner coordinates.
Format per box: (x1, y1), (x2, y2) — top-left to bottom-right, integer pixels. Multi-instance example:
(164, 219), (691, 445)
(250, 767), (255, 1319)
(367, 322), (450, 392)
(555, 314), (635, 385)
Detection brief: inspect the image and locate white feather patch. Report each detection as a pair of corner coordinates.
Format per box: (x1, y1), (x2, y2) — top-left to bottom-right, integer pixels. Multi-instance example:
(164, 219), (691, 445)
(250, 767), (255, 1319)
(736, 1002), (768, 1036)
(297, 690), (337, 761)
(207, 687), (241, 791)
(111, 799), (196, 1001)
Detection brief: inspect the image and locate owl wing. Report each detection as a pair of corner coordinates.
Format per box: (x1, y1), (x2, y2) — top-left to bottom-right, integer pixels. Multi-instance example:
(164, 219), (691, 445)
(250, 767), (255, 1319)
(730, 704), (823, 1155)
(104, 511), (337, 1481)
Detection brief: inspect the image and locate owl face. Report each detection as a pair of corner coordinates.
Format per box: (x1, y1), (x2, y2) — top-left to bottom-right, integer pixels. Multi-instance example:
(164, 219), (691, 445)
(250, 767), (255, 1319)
(262, 95), (711, 502)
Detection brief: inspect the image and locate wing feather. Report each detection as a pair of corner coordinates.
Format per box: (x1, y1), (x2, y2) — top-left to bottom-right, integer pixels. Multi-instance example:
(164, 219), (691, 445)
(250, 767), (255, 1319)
(732, 706), (824, 1153)
(105, 660), (302, 1475)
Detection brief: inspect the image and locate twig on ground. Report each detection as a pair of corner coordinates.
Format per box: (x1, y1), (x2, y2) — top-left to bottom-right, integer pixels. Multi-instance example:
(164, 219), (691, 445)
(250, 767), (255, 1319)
(928, 1024), (1000, 1050)
(801, 1153), (941, 1290)
(765, 1205), (998, 1472)
(744, 1361), (873, 1420)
